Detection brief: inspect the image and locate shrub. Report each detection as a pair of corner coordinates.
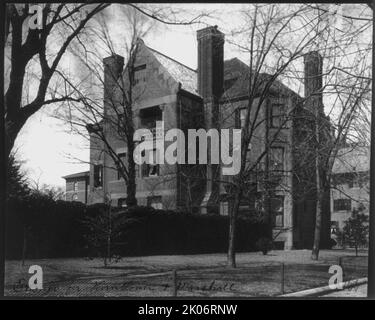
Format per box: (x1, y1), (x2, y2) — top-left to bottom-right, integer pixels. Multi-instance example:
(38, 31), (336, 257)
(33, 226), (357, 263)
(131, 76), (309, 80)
(256, 237), (273, 255)
(6, 200), (269, 259)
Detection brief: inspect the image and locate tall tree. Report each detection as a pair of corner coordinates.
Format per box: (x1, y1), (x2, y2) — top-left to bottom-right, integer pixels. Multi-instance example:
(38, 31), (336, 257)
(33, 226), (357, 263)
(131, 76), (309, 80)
(220, 3), (371, 267)
(4, 3), (210, 159)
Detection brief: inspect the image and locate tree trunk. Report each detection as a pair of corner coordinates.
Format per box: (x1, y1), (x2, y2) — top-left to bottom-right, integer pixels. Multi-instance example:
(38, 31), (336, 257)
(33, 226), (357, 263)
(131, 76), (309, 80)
(21, 226), (27, 267)
(5, 118), (24, 159)
(311, 190), (322, 260)
(228, 192), (241, 268)
(311, 116), (322, 261)
(105, 204), (111, 267)
(126, 140), (137, 207)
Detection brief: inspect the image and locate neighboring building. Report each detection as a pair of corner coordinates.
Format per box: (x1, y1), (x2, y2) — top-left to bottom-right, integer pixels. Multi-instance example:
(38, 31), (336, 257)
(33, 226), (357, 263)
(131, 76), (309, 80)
(331, 146), (370, 233)
(63, 171), (90, 204)
(65, 25), (332, 250)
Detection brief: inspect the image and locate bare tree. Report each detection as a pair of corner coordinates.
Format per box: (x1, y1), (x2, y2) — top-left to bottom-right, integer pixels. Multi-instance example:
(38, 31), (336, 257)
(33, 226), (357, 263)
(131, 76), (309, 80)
(308, 4), (372, 260)
(219, 3), (371, 266)
(4, 3), (211, 159)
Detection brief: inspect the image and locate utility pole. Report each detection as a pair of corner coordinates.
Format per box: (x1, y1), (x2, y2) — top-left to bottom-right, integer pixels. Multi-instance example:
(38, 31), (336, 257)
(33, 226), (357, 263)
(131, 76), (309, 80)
(367, 0), (375, 299)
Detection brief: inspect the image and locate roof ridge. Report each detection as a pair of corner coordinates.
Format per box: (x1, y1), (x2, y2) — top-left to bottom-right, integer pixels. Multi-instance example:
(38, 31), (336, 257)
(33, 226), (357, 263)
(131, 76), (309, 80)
(146, 45), (197, 73)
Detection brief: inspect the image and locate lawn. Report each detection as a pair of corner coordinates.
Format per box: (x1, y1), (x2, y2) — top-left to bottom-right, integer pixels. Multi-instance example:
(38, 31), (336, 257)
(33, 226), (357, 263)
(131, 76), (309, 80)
(4, 249), (368, 297)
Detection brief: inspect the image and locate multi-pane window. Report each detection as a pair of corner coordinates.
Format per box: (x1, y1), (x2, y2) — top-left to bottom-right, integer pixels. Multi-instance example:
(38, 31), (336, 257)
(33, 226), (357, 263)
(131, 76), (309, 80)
(117, 152), (126, 180)
(271, 103), (286, 128)
(73, 181), (78, 192)
(271, 196), (284, 227)
(93, 164), (103, 188)
(270, 147), (284, 173)
(334, 199), (351, 212)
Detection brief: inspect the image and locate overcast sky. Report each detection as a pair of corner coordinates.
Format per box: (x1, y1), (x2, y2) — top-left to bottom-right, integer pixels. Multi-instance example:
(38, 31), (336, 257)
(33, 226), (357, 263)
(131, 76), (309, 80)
(12, 3), (371, 188)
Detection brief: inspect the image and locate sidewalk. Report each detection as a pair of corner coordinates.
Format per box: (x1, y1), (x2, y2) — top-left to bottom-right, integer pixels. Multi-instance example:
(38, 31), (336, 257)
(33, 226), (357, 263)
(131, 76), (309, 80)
(321, 284), (367, 297)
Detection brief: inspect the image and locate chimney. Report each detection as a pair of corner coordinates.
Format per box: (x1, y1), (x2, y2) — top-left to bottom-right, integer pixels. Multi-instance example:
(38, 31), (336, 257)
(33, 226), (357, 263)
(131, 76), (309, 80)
(103, 54), (124, 104)
(196, 26), (224, 215)
(197, 25), (225, 100)
(304, 51), (323, 113)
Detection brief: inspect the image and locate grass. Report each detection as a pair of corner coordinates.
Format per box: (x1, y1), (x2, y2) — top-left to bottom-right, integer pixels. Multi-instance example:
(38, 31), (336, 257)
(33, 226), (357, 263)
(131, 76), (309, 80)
(5, 249), (368, 297)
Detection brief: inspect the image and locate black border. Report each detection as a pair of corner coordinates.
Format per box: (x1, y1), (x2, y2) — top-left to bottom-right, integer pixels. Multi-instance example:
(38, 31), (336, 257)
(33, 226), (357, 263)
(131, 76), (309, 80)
(0, 1), (374, 303)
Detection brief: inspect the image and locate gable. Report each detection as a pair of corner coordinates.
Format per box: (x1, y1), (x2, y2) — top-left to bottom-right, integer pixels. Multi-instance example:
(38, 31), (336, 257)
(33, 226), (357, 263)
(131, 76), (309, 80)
(147, 46), (198, 96)
(222, 58), (300, 102)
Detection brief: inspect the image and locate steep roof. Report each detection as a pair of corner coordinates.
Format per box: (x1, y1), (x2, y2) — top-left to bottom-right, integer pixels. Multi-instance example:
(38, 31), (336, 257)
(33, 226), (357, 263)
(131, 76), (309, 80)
(144, 44), (299, 100)
(222, 58), (299, 101)
(146, 46), (198, 95)
(62, 171), (90, 180)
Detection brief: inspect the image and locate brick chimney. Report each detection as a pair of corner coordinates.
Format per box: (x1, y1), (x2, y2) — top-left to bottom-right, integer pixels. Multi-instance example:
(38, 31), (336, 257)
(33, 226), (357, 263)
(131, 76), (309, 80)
(197, 26), (224, 214)
(304, 51), (323, 113)
(103, 54), (124, 108)
(197, 25), (225, 102)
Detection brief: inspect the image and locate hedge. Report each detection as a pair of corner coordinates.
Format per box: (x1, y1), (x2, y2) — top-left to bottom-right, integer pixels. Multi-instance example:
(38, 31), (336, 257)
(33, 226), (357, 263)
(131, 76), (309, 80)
(5, 197), (269, 259)
(112, 206), (269, 256)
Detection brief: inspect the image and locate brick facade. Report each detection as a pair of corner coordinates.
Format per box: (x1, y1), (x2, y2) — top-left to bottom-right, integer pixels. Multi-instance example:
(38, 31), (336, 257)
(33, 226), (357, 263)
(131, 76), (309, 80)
(64, 26), (332, 250)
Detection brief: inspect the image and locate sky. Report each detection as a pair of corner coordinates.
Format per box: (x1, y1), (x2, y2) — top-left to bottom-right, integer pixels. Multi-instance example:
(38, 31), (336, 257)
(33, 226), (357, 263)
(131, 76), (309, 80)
(11, 3), (371, 189)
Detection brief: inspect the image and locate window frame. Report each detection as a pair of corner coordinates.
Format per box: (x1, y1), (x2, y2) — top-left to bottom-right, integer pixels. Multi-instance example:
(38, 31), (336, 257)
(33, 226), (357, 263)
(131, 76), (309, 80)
(93, 164), (103, 188)
(271, 196), (284, 228)
(333, 198), (351, 212)
(141, 148), (160, 178)
(117, 152), (127, 180)
(270, 103), (287, 128)
(269, 146), (285, 173)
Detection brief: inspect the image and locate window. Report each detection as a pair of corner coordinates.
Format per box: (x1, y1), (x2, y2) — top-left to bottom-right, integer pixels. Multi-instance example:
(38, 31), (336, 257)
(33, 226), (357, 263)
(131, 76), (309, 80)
(271, 103), (286, 128)
(334, 199), (351, 211)
(134, 64), (146, 72)
(132, 64), (147, 86)
(140, 106), (162, 130)
(270, 147), (284, 173)
(142, 163), (160, 177)
(331, 221), (339, 235)
(271, 196), (284, 227)
(239, 108), (247, 128)
(117, 152), (126, 180)
(141, 149), (160, 177)
(93, 164), (103, 188)
(347, 175), (355, 188)
(220, 202), (229, 216)
(147, 196), (163, 209)
(73, 181), (78, 192)
(118, 113), (125, 135)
